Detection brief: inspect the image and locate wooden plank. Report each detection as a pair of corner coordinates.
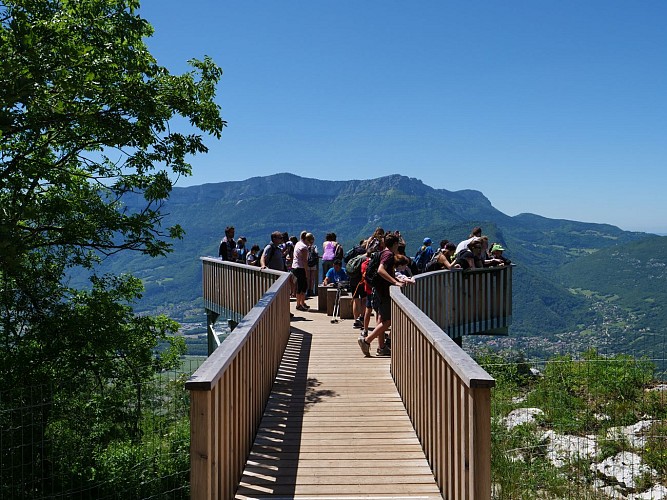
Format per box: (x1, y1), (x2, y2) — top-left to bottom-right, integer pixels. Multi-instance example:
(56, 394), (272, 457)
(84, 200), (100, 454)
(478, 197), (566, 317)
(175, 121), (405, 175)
(236, 301), (442, 498)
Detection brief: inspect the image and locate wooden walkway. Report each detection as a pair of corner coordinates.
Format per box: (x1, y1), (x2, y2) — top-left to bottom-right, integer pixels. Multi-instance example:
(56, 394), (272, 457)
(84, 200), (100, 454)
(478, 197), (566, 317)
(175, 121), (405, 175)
(235, 296), (442, 498)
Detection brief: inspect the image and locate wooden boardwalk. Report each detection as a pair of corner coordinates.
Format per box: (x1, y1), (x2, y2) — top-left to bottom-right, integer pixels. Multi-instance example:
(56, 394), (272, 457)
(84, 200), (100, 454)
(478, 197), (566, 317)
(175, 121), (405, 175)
(235, 296), (442, 499)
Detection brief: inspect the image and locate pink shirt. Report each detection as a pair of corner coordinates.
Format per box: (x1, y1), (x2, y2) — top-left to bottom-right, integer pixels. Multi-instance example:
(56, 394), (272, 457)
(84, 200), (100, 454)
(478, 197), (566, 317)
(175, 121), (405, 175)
(322, 241), (337, 260)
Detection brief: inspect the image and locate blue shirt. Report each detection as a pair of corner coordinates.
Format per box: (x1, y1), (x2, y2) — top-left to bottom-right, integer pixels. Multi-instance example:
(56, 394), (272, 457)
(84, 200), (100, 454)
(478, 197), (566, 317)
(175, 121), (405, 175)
(325, 267), (348, 283)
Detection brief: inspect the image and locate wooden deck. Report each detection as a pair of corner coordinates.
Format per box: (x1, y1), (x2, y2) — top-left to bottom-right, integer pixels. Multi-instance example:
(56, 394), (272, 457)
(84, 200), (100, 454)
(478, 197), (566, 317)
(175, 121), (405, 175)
(235, 296), (442, 498)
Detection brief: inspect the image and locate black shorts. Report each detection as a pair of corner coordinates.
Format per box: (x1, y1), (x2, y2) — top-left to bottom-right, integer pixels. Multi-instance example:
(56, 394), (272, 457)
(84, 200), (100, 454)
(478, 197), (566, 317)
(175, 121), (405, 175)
(292, 268), (308, 294)
(371, 291), (391, 321)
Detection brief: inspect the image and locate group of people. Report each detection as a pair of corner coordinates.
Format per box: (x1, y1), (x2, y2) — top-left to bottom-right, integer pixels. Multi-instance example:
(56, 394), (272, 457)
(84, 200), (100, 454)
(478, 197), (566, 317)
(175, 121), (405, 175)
(434, 226), (511, 271)
(217, 226), (263, 266)
(218, 227), (322, 298)
(218, 225), (511, 358)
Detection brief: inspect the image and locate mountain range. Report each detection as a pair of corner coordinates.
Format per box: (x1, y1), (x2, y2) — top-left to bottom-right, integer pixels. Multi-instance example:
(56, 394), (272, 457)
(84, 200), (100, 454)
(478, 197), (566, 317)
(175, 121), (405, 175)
(96, 173), (665, 361)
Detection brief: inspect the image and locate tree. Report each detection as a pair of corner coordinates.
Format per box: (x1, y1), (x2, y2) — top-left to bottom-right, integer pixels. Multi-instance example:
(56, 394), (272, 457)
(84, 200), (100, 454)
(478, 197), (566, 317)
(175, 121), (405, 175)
(0, 0), (225, 495)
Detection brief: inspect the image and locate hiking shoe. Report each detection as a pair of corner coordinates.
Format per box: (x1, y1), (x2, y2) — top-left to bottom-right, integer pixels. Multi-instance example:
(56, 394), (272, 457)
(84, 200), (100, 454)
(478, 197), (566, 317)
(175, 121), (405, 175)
(353, 319), (363, 328)
(296, 305), (308, 311)
(362, 330), (368, 337)
(357, 337), (371, 357)
(376, 345), (391, 357)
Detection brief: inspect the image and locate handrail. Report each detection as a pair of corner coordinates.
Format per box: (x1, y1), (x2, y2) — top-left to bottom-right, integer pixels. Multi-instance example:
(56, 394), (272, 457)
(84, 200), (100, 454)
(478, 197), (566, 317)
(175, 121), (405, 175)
(391, 288), (495, 499)
(201, 257), (285, 324)
(187, 260), (291, 499)
(403, 265), (513, 341)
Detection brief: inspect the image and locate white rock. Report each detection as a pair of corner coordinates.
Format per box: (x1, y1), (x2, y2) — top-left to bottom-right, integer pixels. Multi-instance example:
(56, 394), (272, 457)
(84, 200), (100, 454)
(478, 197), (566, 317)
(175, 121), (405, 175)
(627, 484), (667, 500)
(606, 420), (655, 449)
(646, 384), (667, 393)
(544, 430), (598, 468)
(511, 395), (527, 404)
(591, 451), (655, 490)
(503, 407), (544, 430)
(599, 485), (626, 499)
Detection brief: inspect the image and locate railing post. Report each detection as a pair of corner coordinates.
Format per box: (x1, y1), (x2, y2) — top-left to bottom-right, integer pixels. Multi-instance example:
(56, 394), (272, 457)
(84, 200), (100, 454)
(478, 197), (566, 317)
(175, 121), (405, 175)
(471, 387), (492, 500)
(190, 389), (215, 499)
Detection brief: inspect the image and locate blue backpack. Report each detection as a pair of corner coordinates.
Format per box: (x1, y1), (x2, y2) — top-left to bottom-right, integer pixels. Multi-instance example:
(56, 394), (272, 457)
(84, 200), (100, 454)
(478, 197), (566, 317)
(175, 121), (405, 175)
(413, 245), (432, 272)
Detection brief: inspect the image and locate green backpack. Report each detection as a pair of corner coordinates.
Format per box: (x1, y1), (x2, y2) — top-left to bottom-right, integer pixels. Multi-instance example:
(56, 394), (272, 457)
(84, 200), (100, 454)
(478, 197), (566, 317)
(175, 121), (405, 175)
(346, 254), (366, 279)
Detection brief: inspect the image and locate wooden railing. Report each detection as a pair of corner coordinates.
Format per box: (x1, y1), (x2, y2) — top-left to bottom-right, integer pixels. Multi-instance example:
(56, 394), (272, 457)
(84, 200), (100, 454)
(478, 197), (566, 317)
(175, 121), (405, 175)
(403, 265), (513, 341)
(202, 257), (285, 323)
(391, 288), (495, 499)
(201, 257), (287, 353)
(186, 259), (291, 499)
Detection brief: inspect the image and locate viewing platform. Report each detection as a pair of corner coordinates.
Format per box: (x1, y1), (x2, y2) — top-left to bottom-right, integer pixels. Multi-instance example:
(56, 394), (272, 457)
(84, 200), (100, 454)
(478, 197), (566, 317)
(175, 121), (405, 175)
(187, 259), (513, 498)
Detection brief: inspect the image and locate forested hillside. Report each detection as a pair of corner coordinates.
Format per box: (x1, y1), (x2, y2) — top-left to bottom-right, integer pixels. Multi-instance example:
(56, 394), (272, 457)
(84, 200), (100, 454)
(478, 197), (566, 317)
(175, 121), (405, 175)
(93, 173), (660, 357)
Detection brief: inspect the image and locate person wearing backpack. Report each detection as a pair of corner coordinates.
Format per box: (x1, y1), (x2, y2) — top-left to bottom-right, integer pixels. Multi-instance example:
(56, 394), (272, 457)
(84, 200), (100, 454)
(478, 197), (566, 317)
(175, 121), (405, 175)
(306, 241), (320, 297)
(343, 240), (366, 264)
(260, 231), (286, 271)
(358, 233), (406, 358)
(425, 241), (458, 272)
(218, 226), (237, 261)
(292, 231), (313, 312)
(413, 237), (435, 274)
(346, 252), (367, 329)
(235, 236), (248, 264)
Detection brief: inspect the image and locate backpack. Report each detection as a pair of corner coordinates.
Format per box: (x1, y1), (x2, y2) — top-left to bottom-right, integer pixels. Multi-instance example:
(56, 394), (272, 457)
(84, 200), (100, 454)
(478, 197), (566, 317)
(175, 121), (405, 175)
(334, 243), (344, 261)
(343, 244), (365, 263)
(264, 244), (285, 270)
(413, 245), (432, 273)
(363, 251), (384, 288)
(346, 254), (366, 279)
(425, 256), (444, 273)
(307, 246), (319, 268)
(236, 247), (248, 263)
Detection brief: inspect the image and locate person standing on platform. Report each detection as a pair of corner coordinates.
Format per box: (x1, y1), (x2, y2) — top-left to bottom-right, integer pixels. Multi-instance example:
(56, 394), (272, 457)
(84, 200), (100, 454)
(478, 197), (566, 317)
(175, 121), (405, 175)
(292, 231), (312, 311)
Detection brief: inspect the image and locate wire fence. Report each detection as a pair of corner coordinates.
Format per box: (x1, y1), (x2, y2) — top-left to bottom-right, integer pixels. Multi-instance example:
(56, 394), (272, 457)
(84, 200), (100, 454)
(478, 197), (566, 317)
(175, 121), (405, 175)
(0, 357), (205, 500)
(466, 333), (667, 500)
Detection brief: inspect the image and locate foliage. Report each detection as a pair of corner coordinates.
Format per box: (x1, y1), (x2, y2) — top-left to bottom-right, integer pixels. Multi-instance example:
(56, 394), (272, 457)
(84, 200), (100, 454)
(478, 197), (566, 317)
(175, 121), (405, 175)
(643, 421), (667, 477)
(490, 418), (574, 499)
(488, 350), (665, 498)
(528, 349), (654, 432)
(559, 236), (667, 337)
(0, 0), (223, 496)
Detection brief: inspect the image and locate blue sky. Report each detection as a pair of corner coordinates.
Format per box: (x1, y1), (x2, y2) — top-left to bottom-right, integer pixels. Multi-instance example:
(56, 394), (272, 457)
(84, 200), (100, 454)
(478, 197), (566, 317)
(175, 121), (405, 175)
(139, 1), (667, 234)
